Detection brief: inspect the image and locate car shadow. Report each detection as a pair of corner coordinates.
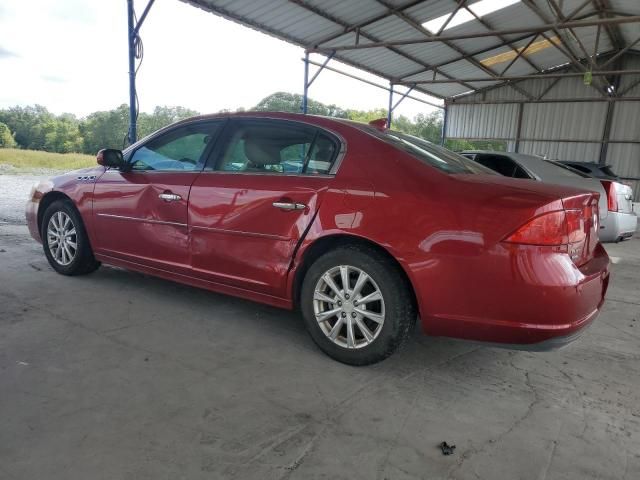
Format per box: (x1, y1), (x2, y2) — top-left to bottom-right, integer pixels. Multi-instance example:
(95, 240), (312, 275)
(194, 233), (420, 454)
(77, 264), (496, 373)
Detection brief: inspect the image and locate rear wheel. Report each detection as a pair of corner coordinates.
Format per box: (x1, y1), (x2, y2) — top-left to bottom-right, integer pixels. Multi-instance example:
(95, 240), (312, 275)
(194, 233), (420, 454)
(300, 245), (416, 365)
(41, 200), (100, 276)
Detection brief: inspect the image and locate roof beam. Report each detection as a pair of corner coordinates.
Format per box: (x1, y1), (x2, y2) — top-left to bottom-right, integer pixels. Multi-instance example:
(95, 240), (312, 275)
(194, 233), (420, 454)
(544, 0), (598, 70)
(303, 58), (444, 109)
(396, 9), (609, 81)
(592, 0), (625, 50)
(461, 2), (544, 74)
(447, 96), (640, 105)
(310, 15), (640, 51)
(287, 0), (480, 92)
(374, 0), (534, 99)
(396, 69), (640, 84)
(311, 0), (426, 48)
(520, 0), (609, 95)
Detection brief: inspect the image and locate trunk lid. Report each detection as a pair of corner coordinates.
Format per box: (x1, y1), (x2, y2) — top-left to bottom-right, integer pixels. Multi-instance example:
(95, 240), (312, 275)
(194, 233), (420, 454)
(539, 176), (608, 220)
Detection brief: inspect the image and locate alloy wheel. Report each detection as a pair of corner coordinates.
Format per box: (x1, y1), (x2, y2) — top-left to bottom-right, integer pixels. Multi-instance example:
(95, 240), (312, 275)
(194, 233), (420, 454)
(313, 265), (385, 349)
(47, 211), (77, 266)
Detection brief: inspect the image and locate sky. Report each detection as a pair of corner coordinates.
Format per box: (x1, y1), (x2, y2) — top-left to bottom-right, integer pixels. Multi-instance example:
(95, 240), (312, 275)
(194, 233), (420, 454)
(0, 0), (441, 119)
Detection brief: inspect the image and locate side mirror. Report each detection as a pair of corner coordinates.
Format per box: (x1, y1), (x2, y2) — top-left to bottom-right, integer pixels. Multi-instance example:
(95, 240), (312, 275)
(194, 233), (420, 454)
(97, 149), (125, 169)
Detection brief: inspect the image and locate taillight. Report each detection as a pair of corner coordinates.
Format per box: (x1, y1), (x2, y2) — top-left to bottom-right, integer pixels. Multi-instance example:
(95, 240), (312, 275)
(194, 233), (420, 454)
(503, 211), (568, 246)
(565, 210), (586, 243)
(503, 209), (587, 246)
(601, 180), (618, 212)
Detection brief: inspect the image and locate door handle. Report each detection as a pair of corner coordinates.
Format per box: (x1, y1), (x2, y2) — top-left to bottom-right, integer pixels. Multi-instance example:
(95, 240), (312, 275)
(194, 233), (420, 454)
(159, 192), (182, 202)
(272, 201), (306, 211)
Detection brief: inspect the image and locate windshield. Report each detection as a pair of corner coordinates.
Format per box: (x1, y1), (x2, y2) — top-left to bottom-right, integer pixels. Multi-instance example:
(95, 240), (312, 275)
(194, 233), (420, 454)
(363, 127), (497, 175)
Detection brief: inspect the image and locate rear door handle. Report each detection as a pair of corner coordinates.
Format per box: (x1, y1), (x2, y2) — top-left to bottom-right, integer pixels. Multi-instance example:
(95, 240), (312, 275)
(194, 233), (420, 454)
(272, 201), (306, 211)
(159, 193), (182, 202)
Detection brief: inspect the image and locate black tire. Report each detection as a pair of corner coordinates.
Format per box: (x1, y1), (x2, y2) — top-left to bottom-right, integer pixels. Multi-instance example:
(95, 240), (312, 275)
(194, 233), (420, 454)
(300, 245), (416, 365)
(41, 200), (100, 276)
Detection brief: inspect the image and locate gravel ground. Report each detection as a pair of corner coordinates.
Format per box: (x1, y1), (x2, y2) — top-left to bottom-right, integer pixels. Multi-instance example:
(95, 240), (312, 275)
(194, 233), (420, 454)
(0, 173), (56, 225)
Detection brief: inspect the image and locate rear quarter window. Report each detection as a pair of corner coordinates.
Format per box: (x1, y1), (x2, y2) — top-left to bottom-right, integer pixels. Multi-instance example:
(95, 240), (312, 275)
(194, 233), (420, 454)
(362, 128), (497, 175)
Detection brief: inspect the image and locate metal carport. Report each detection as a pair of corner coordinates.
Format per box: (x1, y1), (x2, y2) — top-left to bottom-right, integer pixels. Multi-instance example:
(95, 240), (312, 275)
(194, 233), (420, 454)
(125, 0), (640, 196)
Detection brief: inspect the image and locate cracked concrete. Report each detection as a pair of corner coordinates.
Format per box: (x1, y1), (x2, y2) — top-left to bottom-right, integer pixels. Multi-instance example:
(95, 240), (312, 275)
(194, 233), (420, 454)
(1, 222), (639, 480)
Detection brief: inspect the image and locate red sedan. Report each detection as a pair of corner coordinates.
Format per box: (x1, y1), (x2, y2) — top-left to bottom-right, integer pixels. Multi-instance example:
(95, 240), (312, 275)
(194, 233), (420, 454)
(26, 112), (610, 365)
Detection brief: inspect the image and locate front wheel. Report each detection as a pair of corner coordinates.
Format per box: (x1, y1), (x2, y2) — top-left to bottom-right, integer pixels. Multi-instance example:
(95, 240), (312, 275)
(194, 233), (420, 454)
(300, 245), (416, 365)
(41, 200), (100, 276)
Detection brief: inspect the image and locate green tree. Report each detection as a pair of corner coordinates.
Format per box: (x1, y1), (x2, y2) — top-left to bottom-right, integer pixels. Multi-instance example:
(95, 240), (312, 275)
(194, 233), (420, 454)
(253, 92), (348, 117)
(137, 105), (200, 138)
(0, 122), (16, 148)
(0, 105), (54, 149)
(345, 108), (388, 124)
(79, 104), (130, 154)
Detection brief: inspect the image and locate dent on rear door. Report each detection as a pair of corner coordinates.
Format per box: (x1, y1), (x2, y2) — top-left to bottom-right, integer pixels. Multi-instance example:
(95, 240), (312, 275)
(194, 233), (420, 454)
(188, 174), (330, 296)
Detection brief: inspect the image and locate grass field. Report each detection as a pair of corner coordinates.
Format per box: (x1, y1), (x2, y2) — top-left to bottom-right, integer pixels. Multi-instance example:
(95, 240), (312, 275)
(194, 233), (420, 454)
(0, 148), (95, 172)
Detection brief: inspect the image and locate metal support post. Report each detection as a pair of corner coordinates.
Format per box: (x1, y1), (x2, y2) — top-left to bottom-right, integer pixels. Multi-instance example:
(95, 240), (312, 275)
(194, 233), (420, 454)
(126, 0), (155, 146)
(391, 85), (416, 113)
(127, 0), (137, 145)
(302, 51), (310, 114)
(387, 83), (393, 127)
(302, 51), (335, 114)
(441, 105), (448, 146)
(514, 102), (524, 153)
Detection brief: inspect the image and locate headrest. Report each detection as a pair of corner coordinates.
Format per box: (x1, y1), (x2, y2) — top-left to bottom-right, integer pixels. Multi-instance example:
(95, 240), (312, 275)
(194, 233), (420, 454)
(315, 144), (334, 162)
(244, 138), (281, 167)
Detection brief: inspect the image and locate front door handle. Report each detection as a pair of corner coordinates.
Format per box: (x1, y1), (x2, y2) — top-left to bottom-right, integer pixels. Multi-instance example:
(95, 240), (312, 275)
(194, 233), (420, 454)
(159, 192), (182, 202)
(272, 201), (306, 211)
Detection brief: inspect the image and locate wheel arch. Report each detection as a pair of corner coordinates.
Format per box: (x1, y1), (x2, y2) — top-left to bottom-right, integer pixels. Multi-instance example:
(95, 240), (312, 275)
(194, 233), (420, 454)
(38, 191), (75, 234)
(291, 233), (418, 315)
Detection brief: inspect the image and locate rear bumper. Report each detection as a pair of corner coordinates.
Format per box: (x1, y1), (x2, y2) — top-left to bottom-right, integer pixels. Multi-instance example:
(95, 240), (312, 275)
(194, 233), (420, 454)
(416, 243), (610, 347)
(600, 211), (637, 242)
(466, 308), (599, 352)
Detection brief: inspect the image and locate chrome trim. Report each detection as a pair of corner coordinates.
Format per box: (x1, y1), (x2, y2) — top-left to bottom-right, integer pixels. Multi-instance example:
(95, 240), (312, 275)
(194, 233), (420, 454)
(190, 224), (289, 241)
(158, 193), (182, 202)
(103, 169), (200, 174)
(272, 201), (306, 211)
(198, 170), (333, 178)
(96, 213), (187, 227)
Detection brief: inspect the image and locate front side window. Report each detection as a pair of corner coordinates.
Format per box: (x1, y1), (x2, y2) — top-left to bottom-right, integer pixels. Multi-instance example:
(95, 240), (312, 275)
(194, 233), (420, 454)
(130, 122), (222, 171)
(216, 121), (338, 175)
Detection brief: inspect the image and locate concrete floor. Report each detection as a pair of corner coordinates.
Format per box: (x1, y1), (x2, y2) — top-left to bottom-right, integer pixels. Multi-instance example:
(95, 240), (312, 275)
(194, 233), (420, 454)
(1, 223), (639, 480)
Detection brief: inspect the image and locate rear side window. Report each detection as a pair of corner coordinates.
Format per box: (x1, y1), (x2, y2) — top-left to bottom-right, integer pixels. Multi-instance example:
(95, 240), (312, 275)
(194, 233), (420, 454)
(216, 121), (338, 175)
(474, 154), (532, 179)
(364, 127), (496, 174)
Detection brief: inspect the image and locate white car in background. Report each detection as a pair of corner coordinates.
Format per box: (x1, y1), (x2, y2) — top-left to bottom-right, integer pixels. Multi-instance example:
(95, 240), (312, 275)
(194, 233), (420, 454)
(461, 151), (637, 243)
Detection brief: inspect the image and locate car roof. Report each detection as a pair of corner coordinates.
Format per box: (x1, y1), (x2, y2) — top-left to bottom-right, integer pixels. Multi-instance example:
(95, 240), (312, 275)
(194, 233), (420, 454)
(168, 111), (368, 130)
